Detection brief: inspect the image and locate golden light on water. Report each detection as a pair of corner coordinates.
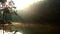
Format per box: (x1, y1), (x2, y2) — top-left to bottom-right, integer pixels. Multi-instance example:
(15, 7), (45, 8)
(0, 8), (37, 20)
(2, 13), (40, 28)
(11, 0), (44, 10)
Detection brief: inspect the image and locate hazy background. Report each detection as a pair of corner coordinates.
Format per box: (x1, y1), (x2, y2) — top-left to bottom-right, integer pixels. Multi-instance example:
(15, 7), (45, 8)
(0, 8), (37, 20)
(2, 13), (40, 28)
(15, 0), (60, 25)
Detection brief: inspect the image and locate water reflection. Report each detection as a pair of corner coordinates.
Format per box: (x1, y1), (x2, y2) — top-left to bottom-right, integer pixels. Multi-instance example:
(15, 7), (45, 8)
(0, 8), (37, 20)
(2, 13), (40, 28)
(0, 30), (22, 34)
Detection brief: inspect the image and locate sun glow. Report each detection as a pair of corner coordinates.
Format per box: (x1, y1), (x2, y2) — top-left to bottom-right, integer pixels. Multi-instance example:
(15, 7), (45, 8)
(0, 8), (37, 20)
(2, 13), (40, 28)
(10, 0), (44, 10)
